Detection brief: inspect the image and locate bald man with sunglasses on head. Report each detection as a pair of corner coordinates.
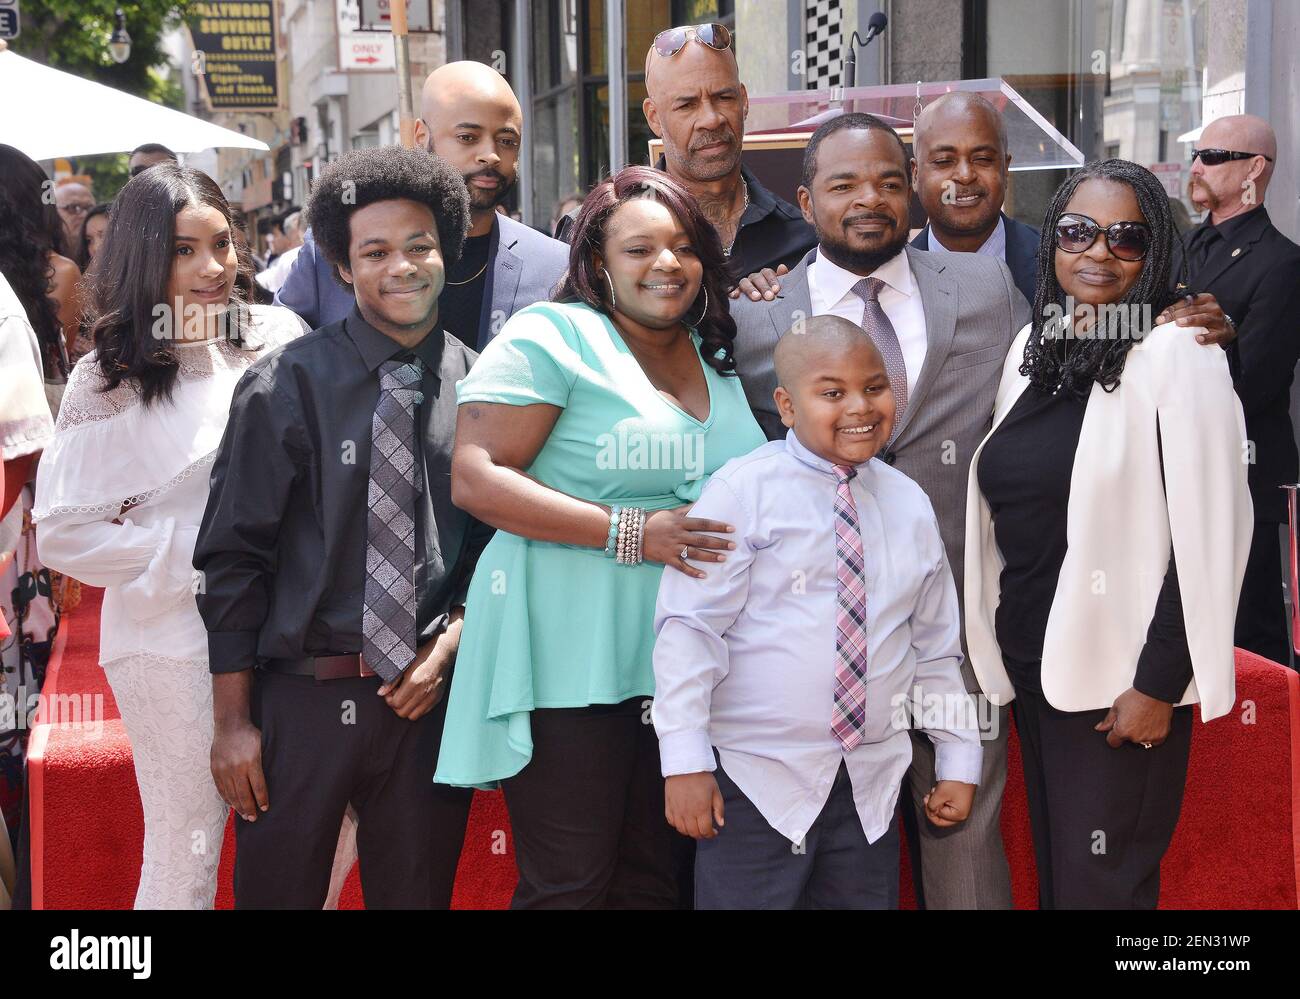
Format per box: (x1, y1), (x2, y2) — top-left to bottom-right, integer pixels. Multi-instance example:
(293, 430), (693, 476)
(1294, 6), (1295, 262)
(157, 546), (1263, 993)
(557, 23), (815, 278)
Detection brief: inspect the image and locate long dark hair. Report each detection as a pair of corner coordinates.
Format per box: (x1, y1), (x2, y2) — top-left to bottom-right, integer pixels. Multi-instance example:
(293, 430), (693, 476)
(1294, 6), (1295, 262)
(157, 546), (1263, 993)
(555, 165), (738, 375)
(76, 202), (113, 272)
(0, 144), (69, 379)
(88, 164), (253, 406)
(1021, 159), (1183, 398)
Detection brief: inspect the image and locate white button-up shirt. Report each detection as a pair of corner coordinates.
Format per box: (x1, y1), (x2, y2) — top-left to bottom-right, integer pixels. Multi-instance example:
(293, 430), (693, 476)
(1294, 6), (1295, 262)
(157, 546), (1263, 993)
(807, 248), (928, 400)
(653, 431), (983, 845)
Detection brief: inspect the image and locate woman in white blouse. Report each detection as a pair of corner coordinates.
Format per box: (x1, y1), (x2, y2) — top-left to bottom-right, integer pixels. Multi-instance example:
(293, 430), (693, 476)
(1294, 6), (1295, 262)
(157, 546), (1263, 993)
(32, 165), (307, 908)
(965, 160), (1252, 909)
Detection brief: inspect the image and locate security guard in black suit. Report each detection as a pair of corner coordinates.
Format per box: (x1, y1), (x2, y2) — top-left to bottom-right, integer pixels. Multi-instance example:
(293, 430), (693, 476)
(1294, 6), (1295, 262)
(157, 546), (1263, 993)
(1175, 115), (1300, 666)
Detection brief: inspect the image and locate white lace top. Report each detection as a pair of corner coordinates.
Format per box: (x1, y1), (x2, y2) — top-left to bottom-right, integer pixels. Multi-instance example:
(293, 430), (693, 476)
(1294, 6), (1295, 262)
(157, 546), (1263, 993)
(33, 304), (307, 667)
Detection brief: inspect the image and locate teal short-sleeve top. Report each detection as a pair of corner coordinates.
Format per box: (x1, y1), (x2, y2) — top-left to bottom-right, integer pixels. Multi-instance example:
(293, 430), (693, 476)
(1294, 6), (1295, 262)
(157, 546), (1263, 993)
(434, 300), (766, 787)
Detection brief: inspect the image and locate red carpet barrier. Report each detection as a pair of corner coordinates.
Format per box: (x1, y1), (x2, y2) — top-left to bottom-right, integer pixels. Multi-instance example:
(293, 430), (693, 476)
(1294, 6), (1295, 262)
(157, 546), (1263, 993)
(28, 588), (1300, 908)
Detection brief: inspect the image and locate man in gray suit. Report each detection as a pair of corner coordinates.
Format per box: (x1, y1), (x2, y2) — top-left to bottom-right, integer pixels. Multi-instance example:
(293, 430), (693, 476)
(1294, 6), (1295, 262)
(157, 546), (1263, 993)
(731, 113), (1030, 909)
(277, 62), (568, 346)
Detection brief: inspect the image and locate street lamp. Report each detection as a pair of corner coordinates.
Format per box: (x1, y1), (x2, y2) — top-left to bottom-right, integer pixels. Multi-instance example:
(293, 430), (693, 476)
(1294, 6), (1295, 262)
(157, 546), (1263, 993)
(108, 8), (132, 64)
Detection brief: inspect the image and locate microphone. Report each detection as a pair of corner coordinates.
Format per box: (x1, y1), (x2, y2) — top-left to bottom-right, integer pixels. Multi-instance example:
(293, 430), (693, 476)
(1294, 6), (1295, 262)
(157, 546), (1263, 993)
(843, 12), (889, 89)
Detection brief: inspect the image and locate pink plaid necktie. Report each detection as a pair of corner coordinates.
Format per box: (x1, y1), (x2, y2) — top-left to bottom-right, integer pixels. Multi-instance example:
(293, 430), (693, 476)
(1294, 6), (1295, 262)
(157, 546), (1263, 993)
(831, 464), (870, 751)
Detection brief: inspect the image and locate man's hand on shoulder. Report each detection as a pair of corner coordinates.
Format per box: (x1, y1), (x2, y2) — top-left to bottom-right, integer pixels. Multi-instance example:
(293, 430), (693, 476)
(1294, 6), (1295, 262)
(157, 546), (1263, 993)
(730, 264), (788, 302)
(1155, 292), (1235, 346)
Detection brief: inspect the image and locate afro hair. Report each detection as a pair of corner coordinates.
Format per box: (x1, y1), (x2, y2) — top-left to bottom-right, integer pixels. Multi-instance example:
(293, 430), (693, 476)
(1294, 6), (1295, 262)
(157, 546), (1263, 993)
(307, 146), (471, 283)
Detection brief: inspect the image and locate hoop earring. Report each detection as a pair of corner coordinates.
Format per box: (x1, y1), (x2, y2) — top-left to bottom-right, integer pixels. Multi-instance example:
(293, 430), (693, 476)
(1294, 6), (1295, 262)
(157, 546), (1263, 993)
(600, 268), (617, 313)
(684, 284), (710, 329)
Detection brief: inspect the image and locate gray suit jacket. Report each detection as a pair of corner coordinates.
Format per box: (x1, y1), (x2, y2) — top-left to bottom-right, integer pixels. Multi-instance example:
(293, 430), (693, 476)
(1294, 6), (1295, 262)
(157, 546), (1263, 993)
(481, 214), (570, 345)
(277, 214), (569, 342)
(730, 244), (1031, 685)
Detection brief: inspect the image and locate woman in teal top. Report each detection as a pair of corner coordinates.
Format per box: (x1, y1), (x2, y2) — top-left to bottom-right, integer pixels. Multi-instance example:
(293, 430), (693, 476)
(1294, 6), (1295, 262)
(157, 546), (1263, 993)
(438, 166), (765, 907)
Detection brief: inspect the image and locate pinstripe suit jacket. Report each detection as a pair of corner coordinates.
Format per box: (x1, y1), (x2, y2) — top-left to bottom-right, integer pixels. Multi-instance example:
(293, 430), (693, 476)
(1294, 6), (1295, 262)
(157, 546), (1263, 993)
(730, 245), (1031, 688)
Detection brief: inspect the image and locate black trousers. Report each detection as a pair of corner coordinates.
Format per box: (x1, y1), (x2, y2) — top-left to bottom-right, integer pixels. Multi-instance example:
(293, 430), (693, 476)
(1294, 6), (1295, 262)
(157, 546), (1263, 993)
(1234, 521), (1291, 667)
(501, 697), (680, 909)
(1012, 686), (1193, 910)
(234, 671), (472, 909)
(695, 760), (899, 910)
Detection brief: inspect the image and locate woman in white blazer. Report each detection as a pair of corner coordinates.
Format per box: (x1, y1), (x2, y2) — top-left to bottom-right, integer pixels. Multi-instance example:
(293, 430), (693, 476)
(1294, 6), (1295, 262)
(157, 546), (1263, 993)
(965, 160), (1252, 909)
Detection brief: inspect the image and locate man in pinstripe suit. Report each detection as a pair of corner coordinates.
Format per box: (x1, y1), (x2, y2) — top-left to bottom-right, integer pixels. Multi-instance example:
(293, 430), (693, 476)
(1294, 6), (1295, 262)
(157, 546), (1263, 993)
(730, 113), (1030, 908)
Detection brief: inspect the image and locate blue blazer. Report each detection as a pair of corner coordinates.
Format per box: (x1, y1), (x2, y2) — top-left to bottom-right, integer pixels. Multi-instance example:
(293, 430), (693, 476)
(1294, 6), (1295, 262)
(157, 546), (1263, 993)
(912, 212), (1040, 305)
(276, 214), (570, 340)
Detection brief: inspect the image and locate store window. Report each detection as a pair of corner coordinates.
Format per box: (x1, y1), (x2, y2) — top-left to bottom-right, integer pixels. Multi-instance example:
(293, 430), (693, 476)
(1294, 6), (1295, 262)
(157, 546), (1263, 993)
(974, 0), (1208, 228)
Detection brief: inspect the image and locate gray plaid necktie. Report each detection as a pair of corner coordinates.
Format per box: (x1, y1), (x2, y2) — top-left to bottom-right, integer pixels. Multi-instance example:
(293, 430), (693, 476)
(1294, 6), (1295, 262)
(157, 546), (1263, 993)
(362, 357), (424, 684)
(851, 276), (908, 441)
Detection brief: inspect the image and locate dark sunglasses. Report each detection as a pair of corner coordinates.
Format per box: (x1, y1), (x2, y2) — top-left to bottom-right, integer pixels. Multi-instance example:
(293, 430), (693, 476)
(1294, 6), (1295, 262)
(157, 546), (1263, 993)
(1192, 147), (1274, 166)
(653, 22), (732, 58)
(1054, 213), (1152, 261)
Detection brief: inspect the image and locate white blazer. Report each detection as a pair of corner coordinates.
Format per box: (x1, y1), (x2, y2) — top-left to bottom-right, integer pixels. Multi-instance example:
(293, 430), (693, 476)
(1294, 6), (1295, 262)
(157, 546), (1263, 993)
(964, 322), (1253, 721)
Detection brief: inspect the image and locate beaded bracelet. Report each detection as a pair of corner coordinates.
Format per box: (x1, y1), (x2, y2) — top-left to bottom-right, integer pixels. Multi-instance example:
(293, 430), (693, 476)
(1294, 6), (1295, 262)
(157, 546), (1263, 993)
(616, 505), (646, 565)
(616, 506), (632, 563)
(603, 504), (622, 558)
(631, 506), (645, 564)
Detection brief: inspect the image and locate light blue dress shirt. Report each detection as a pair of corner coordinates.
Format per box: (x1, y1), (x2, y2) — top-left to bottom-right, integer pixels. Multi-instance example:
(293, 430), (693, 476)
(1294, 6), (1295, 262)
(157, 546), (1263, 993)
(652, 430), (983, 845)
(927, 213), (1008, 259)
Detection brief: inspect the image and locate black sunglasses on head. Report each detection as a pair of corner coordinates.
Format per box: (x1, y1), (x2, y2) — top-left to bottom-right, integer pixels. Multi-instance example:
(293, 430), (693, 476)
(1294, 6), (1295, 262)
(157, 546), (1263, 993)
(1054, 213), (1152, 261)
(653, 22), (732, 58)
(1192, 147), (1274, 165)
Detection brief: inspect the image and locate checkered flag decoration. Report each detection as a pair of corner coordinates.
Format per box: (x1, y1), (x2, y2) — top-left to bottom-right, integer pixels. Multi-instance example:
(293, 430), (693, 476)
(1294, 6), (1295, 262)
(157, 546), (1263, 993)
(805, 0), (844, 90)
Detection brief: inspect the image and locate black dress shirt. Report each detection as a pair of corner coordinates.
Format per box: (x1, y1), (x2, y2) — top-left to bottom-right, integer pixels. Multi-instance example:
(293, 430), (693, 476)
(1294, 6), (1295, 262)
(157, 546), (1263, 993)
(439, 229), (494, 351)
(195, 306), (492, 673)
(1183, 208), (1256, 278)
(978, 383), (1193, 702)
(725, 163), (818, 279)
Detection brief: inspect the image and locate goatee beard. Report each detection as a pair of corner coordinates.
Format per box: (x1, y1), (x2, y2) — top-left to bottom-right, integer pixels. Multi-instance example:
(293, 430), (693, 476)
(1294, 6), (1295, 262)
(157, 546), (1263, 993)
(817, 222), (910, 275)
(468, 174), (516, 212)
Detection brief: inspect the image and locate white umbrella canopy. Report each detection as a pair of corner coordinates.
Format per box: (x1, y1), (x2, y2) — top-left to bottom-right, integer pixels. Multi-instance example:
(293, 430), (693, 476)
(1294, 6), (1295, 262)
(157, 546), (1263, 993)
(0, 47), (268, 161)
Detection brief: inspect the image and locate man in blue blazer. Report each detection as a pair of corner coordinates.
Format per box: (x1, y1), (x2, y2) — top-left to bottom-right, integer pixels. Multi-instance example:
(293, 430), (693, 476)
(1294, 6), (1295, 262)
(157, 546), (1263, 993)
(278, 62), (568, 348)
(909, 92), (1040, 305)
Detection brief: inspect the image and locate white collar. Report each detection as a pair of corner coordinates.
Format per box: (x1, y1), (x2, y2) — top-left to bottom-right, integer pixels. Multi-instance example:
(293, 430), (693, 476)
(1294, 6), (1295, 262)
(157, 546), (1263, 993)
(784, 427), (879, 482)
(811, 247), (915, 307)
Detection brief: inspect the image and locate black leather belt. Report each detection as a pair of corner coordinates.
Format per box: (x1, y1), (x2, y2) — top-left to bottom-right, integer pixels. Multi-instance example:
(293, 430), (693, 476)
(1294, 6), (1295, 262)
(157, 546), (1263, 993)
(262, 654), (376, 680)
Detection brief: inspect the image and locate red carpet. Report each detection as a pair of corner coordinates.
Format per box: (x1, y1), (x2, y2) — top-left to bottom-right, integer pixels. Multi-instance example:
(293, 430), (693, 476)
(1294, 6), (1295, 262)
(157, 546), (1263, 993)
(28, 587), (1300, 908)
(30, 587), (517, 909)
